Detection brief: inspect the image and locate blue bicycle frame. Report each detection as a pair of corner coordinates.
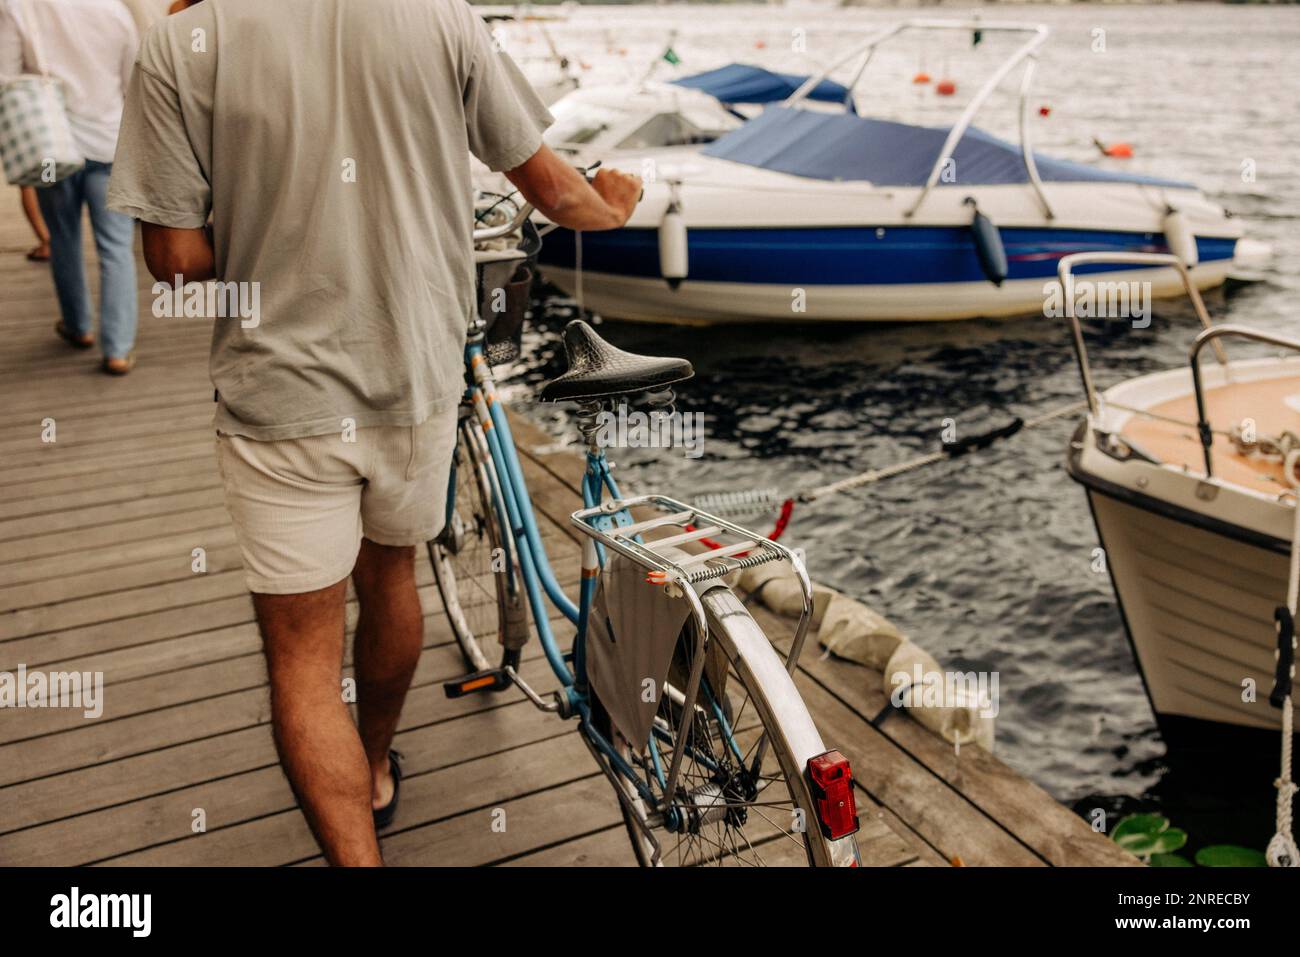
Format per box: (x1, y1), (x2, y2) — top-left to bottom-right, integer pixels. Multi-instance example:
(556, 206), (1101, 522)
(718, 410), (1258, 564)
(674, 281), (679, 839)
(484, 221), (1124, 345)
(458, 335), (667, 807)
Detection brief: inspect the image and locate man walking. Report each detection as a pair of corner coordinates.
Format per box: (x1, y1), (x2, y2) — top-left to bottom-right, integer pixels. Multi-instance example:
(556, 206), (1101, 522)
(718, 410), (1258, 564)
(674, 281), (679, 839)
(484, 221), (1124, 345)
(0, 0), (139, 373)
(107, 0), (640, 865)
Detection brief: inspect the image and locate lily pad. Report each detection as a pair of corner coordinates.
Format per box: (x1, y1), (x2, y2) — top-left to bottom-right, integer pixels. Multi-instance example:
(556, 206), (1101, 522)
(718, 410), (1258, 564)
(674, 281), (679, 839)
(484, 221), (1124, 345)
(1111, 814), (1188, 857)
(1150, 853), (1194, 867)
(1194, 845), (1267, 868)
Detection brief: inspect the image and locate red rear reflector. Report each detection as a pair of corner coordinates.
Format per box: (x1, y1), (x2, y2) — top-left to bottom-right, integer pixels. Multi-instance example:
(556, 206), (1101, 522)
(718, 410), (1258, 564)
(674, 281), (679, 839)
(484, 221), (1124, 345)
(806, 750), (860, 840)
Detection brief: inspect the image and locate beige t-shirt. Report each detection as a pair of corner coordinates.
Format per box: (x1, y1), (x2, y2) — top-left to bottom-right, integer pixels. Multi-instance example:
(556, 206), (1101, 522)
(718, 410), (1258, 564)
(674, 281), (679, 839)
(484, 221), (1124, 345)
(107, 0), (552, 440)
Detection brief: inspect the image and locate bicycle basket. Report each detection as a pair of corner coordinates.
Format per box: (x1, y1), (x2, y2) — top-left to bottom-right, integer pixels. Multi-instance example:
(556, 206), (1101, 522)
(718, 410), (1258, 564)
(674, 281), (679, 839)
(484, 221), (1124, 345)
(477, 218), (540, 366)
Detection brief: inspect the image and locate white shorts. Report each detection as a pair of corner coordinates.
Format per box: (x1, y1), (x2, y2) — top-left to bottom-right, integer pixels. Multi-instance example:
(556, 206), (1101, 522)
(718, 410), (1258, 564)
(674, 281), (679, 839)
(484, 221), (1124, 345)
(214, 406), (459, 594)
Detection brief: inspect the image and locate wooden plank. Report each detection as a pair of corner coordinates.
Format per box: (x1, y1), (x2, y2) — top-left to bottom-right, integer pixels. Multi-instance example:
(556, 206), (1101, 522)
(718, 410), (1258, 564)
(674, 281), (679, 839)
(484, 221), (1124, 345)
(4, 606), (568, 743)
(751, 603), (1138, 867)
(0, 652), (566, 842)
(6, 697), (574, 865)
(97, 732), (599, 867)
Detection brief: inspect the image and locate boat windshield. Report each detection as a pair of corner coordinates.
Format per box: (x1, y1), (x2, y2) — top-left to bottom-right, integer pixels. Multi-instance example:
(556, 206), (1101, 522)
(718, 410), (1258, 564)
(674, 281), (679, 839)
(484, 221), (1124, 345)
(546, 98), (741, 151)
(546, 101), (627, 146)
(617, 112), (733, 150)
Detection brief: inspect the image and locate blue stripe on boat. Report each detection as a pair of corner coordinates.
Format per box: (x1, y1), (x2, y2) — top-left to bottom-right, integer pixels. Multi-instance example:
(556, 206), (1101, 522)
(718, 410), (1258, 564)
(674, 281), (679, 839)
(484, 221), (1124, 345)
(537, 226), (1237, 286)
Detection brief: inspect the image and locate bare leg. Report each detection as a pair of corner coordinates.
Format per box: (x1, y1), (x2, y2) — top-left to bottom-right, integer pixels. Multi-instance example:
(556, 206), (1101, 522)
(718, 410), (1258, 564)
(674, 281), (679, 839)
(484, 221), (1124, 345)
(352, 538), (425, 809)
(19, 187), (49, 259)
(254, 579), (383, 867)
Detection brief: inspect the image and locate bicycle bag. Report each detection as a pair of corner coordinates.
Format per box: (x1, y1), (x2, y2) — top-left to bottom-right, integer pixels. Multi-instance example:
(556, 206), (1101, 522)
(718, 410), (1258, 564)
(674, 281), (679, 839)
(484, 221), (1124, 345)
(585, 553), (691, 750)
(585, 549), (731, 751)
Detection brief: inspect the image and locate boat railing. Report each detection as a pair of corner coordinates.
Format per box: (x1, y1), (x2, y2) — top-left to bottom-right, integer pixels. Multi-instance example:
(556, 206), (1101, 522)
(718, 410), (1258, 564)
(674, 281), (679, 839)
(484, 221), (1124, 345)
(1056, 251), (1222, 419)
(783, 19), (1053, 219)
(1189, 326), (1300, 479)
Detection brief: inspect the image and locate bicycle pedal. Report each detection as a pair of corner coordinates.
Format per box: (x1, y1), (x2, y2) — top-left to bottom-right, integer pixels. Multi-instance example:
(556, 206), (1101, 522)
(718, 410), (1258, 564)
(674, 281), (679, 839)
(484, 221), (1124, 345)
(443, 669), (511, 698)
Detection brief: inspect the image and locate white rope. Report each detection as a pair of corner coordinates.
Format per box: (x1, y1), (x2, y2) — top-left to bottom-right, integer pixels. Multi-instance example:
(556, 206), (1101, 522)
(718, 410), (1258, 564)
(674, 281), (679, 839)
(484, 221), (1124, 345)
(1267, 449), (1300, 868)
(800, 399), (1086, 504)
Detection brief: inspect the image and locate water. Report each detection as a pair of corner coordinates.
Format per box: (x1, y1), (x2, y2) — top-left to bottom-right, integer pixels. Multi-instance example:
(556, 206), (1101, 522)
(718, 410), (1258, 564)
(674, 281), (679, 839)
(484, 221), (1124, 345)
(498, 3), (1300, 854)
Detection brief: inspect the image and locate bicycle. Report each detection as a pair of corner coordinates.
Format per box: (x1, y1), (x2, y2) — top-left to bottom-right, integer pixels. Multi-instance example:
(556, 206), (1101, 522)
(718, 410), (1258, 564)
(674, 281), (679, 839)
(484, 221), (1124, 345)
(427, 192), (862, 867)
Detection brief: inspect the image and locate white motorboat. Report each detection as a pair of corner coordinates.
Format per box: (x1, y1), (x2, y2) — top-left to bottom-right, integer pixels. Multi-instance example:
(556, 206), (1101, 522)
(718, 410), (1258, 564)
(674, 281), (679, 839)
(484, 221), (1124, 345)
(1063, 251), (1298, 754)
(535, 20), (1261, 324)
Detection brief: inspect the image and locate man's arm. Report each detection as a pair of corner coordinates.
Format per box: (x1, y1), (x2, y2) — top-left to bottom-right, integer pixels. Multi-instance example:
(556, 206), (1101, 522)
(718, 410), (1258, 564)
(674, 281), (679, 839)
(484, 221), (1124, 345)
(504, 145), (641, 231)
(141, 223), (215, 283)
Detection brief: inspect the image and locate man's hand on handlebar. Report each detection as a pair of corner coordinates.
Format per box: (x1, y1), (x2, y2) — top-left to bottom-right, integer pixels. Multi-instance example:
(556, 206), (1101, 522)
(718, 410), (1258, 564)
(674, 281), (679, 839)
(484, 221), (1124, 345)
(504, 144), (642, 231)
(588, 167), (642, 227)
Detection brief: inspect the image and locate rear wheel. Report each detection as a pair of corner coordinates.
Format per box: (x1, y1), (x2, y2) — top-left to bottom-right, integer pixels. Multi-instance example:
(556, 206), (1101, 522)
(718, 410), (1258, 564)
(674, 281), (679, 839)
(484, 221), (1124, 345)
(595, 586), (860, 867)
(429, 415), (521, 672)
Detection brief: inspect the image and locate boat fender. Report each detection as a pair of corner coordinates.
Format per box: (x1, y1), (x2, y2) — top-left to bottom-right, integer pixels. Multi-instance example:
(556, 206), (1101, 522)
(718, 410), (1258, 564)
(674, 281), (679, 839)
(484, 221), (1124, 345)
(965, 197), (1008, 286)
(885, 641), (995, 750)
(1163, 207), (1199, 268)
(736, 566), (996, 750)
(1270, 606), (1295, 709)
(658, 187), (688, 290)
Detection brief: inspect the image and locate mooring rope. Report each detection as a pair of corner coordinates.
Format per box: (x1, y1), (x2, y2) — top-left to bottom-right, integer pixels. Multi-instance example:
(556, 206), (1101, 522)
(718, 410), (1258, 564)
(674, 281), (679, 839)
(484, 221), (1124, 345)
(1267, 449), (1300, 868)
(690, 398), (1088, 548)
(799, 399), (1086, 506)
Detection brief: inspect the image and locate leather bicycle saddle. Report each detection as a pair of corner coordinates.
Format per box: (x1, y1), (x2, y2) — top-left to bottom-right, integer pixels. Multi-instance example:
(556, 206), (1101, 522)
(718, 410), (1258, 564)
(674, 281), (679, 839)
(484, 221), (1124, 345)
(540, 320), (693, 402)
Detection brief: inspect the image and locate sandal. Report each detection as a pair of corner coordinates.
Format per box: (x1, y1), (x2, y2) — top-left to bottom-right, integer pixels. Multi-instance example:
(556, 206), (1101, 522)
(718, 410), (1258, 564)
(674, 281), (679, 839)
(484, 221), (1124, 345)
(54, 322), (94, 349)
(101, 353), (136, 376)
(372, 750), (403, 830)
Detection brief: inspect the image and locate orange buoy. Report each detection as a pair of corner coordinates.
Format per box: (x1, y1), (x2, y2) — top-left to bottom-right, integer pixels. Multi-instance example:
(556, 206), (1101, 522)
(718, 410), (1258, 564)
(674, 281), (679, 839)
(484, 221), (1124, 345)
(935, 78), (957, 96)
(755, 39), (766, 49)
(912, 71), (931, 84)
(1094, 137), (1133, 158)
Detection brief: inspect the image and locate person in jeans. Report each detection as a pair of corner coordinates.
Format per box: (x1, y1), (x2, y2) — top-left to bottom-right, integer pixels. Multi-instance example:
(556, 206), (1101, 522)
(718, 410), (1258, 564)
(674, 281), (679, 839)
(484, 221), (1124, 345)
(108, 0), (641, 866)
(0, 0), (140, 373)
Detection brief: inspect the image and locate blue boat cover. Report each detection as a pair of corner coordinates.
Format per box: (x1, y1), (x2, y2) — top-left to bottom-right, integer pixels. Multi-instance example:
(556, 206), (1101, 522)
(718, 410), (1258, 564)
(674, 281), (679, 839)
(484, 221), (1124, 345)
(671, 64), (850, 106)
(700, 106), (1192, 188)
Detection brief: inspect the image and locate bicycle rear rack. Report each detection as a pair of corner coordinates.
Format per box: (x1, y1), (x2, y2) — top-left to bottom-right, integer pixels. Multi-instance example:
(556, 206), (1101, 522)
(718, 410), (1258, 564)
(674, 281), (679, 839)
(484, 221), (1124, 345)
(572, 494), (784, 583)
(570, 494), (814, 671)
(570, 493), (817, 815)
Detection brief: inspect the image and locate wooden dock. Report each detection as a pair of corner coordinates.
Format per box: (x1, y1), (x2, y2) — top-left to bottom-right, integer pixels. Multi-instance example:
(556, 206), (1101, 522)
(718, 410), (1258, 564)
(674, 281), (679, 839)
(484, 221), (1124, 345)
(0, 190), (1135, 867)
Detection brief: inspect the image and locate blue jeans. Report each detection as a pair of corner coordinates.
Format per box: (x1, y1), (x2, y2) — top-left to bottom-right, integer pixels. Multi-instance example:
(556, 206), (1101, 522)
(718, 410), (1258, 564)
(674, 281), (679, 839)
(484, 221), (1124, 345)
(36, 160), (138, 360)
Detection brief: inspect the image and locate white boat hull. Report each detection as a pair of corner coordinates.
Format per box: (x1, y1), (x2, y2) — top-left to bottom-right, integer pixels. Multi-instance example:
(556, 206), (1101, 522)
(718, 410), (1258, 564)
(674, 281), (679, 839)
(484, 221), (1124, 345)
(1068, 356), (1300, 748)
(544, 260), (1237, 324)
(537, 164), (1245, 324)
(1084, 487), (1288, 737)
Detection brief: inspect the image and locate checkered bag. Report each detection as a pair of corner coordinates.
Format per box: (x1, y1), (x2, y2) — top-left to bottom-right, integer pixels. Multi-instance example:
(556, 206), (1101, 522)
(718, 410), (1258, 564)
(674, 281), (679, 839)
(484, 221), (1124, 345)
(0, 0), (84, 187)
(0, 74), (84, 186)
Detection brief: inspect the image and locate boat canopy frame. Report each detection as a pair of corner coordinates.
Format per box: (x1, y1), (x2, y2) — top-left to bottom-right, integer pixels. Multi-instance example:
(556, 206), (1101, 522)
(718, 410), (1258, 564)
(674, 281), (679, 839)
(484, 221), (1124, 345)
(1054, 252), (1300, 484)
(1189, 326), (1300, 479)
(784, 19), (1054, 218)
(1058, 251), (1222, 422)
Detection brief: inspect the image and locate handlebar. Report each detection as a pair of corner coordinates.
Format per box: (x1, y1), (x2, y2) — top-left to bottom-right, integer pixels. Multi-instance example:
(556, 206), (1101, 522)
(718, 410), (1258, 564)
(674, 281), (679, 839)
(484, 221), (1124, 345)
(471, 162), (603, 244)
(472, 201), (535, 244)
